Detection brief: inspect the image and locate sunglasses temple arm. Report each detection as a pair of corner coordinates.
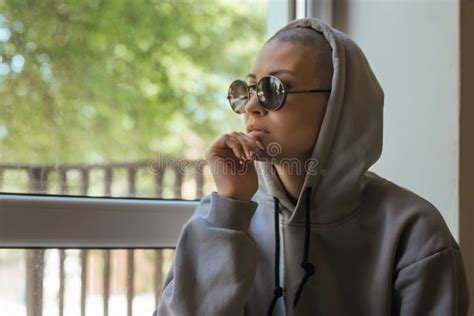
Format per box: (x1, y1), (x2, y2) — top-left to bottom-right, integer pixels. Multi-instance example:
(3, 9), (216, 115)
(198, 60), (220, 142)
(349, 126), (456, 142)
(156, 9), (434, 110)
(286, 89), (331, 94)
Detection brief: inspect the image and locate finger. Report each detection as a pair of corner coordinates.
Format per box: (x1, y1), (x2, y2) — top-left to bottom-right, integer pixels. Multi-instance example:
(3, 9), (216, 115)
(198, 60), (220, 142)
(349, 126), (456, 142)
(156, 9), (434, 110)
(234, 133), (254, 160)
(240, 132), (264, 148)
(207, 134), (242, 162)
(239, 133), (264, 157)
(224, 135), (247, 162)
(230, 132), (253, 161)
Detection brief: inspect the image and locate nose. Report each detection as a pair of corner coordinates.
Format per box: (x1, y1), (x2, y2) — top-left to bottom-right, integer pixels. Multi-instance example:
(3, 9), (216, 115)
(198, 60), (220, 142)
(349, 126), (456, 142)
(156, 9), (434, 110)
(244, 88), (267, 116)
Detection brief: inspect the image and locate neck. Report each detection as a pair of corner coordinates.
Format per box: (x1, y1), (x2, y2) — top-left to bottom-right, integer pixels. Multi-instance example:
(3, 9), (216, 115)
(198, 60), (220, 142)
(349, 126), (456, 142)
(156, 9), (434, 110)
(273, 156), (308, 205)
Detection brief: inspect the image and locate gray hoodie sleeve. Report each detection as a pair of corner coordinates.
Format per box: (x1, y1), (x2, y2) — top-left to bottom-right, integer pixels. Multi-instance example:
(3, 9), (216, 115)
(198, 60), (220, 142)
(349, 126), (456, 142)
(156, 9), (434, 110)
(392, 211), (469, 316)
(153, 191), (259, 316)
(392, 238), (470, 315)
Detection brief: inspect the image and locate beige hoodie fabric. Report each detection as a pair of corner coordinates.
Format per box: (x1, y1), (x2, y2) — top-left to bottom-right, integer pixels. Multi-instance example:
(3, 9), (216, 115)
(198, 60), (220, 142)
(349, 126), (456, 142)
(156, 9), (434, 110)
(154, 17), (470, 315)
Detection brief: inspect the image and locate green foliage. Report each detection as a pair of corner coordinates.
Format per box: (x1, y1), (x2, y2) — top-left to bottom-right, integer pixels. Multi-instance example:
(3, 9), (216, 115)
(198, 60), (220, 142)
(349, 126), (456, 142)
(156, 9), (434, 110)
(0, 0), (267, 164)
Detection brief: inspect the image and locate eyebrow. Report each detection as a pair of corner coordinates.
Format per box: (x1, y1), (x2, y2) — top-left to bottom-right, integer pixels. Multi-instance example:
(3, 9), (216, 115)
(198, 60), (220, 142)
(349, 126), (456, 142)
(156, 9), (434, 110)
(246, 69), (296, 79)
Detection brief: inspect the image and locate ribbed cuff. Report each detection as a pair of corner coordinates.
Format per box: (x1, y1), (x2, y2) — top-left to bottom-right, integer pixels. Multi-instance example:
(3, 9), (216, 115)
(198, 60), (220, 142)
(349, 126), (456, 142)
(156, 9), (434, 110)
(205, 191), (258, 231)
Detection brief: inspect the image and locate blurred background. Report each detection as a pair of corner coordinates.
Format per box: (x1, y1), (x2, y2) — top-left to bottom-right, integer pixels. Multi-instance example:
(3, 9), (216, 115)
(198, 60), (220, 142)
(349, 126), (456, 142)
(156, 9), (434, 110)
(0, 0), (269, 199)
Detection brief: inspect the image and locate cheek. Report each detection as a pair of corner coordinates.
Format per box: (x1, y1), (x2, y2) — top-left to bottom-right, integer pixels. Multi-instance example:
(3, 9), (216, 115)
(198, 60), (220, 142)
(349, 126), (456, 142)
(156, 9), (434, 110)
(272, 115), (319, 156)
(299, 103), (327, 145)
(293, 121), (319, 154)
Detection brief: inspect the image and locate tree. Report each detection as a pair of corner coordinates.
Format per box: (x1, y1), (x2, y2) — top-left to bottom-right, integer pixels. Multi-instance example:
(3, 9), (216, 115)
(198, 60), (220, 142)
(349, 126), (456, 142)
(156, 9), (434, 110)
(0, 0), (267, 164)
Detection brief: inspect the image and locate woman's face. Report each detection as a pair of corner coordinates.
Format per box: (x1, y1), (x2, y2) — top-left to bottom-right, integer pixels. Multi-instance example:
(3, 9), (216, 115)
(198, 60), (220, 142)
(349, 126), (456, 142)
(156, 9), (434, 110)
(244, 39), (332, 163)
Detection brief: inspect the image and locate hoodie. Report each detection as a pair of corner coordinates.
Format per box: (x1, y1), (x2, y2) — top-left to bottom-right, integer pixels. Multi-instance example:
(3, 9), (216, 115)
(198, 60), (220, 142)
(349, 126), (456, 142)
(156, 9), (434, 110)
(153, 17), (470, 316)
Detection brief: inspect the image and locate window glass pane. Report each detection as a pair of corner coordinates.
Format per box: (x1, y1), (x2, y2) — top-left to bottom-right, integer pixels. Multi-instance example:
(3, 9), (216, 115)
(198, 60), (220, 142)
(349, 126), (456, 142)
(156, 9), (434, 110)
(0, 0), (268, 200)
(0, 248), (175, 316)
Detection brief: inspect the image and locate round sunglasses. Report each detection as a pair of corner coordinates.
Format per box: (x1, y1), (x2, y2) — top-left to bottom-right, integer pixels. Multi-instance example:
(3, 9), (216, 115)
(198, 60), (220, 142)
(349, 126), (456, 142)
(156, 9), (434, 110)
(226, 75), (331, 114)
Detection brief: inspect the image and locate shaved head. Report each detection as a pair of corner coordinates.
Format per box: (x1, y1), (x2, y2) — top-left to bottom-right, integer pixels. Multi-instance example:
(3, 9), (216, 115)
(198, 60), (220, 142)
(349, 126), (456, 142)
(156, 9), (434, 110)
(265, 27), (333, 90)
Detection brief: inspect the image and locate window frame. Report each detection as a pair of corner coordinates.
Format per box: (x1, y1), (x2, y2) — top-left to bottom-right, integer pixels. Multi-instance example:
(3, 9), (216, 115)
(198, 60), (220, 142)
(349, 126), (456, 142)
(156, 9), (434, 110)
(0, 193), (197, 248)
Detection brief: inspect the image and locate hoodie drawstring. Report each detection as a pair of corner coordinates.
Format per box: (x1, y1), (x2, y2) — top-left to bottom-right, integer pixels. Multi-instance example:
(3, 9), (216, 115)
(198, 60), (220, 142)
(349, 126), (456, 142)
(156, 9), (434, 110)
(266, 187), (315, 315)
(293, 186), (315, 309)
(266, 197), (283, 316)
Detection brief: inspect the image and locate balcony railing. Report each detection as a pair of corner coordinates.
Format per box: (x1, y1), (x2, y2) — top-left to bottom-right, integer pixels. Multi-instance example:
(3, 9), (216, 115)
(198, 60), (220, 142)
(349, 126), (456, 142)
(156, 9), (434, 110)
(0, 158), (212, 316)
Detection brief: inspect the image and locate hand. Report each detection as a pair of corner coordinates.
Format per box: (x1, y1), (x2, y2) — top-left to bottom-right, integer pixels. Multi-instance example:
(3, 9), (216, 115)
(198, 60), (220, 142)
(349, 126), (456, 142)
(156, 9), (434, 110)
(205, 132), (266, 202)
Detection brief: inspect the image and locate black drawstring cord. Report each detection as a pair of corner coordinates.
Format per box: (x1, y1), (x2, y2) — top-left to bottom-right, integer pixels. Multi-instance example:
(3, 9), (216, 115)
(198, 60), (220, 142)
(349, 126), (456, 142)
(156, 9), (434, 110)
(266, 197), (283, 316)
(267, 187), (315, 314)
(293, 187), (315, 309)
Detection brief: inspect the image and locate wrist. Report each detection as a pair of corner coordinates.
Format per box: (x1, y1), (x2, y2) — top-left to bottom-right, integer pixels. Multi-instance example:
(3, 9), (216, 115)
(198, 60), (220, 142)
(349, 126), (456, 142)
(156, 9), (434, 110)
(216, 190), (252, 203)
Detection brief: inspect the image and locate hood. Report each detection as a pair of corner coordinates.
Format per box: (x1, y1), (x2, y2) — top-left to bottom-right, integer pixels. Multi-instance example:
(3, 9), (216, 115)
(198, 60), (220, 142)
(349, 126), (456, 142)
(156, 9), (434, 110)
(255, 17), (384, 225)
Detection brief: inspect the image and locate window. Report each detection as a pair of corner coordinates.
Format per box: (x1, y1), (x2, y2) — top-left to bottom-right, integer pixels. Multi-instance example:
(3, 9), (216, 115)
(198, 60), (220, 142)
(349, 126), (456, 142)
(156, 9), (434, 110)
(0, 0), (269, 200)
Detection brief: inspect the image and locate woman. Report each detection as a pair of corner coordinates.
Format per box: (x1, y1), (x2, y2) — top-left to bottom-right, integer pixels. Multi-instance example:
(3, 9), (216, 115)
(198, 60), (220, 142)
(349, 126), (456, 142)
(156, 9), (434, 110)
(154, 17), (470, 316)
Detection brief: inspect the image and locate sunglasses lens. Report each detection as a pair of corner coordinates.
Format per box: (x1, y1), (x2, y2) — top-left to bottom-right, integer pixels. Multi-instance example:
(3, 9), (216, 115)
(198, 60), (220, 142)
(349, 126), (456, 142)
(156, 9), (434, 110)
(257, 76), (285, 111)
(227, 80), (248, 114)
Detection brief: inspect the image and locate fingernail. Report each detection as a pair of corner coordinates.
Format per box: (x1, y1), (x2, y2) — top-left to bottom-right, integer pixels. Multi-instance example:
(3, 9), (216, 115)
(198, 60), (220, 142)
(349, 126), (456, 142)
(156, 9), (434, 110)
(256, 141), (265, 150)
(241, 155), (247, 161)
(249, 151), (254, 159)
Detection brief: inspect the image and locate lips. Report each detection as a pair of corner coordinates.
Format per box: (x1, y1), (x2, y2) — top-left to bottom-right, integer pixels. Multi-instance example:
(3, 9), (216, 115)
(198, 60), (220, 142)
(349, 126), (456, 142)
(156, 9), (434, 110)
(246, 123), (270, 134)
